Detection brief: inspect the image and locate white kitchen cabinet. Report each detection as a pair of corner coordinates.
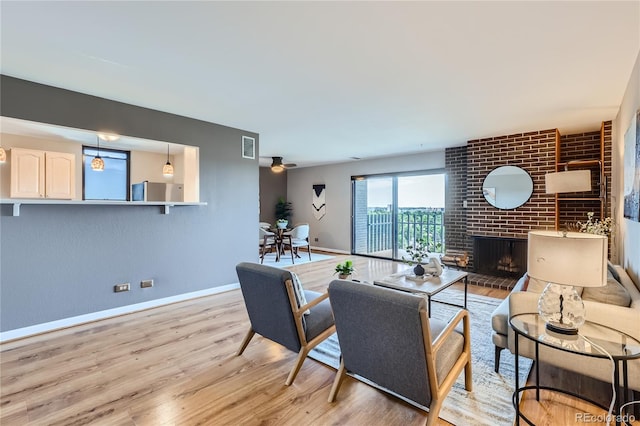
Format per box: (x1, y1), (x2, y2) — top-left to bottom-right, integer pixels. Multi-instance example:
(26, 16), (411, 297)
(10, 148), (75, 199)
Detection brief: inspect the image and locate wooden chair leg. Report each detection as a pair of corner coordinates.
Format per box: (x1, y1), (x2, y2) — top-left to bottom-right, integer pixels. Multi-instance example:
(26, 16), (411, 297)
(307, 244), (311, 260)
(426, 397), (444, 426)
(328, 359), (347, 402)
(464, 358), (473, 391)
(289, 245), (295, 264)
(285, 346), (309, 385)
(236, 328), (255, 356)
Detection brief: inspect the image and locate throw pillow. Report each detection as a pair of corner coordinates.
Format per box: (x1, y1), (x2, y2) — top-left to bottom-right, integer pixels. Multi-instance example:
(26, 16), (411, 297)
(526, 276), (548, 293)
(520, 274), (530, 291)
(607, 260), (621, 282)
(290, 272), (310, 315)
(582, 270), (632, 307)
(525, 275), (584, 296)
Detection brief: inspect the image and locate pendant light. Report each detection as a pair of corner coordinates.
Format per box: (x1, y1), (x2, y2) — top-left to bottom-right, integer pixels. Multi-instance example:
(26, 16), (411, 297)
(91, 136), (105, 171)
(270, 156), (285, 173)
(163, 144), (174, 177)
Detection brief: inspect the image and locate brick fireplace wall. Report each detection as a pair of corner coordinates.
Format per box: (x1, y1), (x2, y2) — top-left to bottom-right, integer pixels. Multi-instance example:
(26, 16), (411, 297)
(444, 146), (471, 258)
(467, 129), (557, 242)
(444, 122), (612, 271)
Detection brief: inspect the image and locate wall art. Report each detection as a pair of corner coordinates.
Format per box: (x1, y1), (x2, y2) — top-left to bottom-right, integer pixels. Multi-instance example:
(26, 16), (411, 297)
(312, 184), (326, 220)
(623, 108), (640, 222)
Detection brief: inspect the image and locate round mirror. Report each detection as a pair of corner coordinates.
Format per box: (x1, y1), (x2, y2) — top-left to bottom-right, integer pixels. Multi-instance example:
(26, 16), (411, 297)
(482, 166), (533, 209)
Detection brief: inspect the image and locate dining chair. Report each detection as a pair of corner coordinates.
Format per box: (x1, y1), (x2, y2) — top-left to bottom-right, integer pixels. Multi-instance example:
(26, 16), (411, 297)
(259, 227), (278, 263)
(282, 223), (311, 263)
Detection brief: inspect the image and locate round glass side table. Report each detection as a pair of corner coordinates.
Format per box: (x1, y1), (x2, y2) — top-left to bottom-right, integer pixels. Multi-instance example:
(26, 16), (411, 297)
(509, 313), (640, 426)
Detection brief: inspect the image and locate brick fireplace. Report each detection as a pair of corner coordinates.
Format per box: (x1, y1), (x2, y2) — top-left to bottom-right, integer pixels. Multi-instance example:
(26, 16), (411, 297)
(473, 236), (527, 278)
(444, 122), (612, 287)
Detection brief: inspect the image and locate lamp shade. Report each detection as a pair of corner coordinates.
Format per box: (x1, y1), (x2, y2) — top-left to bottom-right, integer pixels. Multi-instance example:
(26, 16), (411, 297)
(545, 170), (591, 193)
(527, 230), (607, 288)
(271, 157), (285, 173)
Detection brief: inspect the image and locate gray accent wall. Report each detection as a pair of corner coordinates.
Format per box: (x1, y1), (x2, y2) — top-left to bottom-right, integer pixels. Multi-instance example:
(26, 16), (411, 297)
(259, 166), (287, 225)
(0, 75), (259, 331)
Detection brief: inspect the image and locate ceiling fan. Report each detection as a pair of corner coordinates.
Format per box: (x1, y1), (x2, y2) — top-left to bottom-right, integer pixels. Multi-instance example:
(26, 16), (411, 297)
(269, 156), (297, 173)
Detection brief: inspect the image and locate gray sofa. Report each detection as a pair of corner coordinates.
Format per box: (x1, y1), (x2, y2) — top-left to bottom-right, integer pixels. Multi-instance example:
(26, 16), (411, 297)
(491, 263), (640, 391)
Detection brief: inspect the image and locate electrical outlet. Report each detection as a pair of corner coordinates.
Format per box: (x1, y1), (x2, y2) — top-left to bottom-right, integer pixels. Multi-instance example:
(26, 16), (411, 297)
(314, 237), (319, 242)
(141, 279), (154, 288)
(114, 283), (130, 293)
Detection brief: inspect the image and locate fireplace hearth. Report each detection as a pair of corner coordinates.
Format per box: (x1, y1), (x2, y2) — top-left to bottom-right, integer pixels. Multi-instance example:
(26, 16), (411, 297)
(473, 236), (527, 278)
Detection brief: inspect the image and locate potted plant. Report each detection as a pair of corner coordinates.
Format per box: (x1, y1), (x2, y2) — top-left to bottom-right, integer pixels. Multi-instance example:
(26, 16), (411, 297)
(402, 239), (430, 276)
(275, 197), (293, 224)
(276, 218), (288, 229)
(334, 260), (355, 279)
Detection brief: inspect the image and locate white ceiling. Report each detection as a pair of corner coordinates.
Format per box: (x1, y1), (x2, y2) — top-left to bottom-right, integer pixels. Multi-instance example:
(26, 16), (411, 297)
(1, 1), (639, 168)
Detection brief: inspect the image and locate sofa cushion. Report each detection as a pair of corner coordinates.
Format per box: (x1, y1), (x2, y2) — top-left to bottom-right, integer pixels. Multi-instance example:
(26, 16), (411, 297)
(582, 270), (631, 307)
(491, 274), (528, 337)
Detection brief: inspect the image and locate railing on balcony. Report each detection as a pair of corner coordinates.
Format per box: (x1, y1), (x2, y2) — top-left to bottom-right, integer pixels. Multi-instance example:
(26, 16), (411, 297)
(366, 208), (445, 257)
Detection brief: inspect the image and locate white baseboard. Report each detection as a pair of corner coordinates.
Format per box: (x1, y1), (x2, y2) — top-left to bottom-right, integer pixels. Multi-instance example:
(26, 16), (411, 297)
(0, 283), (241, 343)
(311, 246), (350, 255)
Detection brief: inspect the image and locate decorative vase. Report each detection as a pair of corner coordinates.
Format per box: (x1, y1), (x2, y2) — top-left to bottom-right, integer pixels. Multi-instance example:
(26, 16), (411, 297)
(413, 264), (425, 277)
(338, 273), (350, 280)
(277, 220), (288, 229)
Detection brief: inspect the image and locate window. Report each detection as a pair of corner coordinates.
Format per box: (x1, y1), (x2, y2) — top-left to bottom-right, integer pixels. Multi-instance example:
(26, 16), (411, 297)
(352, 171), (446, 260)
(83, 147), (130, 200)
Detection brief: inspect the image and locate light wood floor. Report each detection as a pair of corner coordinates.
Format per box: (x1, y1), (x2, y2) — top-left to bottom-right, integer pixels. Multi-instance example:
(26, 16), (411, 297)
(0, 255), (612, 425)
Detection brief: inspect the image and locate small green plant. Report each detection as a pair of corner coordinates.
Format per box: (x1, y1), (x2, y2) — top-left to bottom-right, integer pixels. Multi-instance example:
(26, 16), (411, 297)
(334, 260), (355, 276)
(402, 239), (430, 266)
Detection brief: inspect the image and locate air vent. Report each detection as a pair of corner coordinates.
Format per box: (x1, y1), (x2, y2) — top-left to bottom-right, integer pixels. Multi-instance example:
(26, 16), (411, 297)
(242, 136), (255, 159)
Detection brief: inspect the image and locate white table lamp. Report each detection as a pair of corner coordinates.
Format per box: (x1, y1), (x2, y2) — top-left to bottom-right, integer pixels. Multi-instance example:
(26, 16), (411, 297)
(527, 230), (607, 335)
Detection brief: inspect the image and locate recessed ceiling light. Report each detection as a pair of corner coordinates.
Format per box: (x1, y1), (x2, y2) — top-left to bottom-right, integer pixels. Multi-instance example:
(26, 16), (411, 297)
(97, 133), (120, 142)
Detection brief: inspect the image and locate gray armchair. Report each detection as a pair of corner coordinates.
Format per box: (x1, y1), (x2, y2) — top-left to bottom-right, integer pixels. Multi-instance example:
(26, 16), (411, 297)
(235, 262), (336, 385)
(327, 280), (472, 426)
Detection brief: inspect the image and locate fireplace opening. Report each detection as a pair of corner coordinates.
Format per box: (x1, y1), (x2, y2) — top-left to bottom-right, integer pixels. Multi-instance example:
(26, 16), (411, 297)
(473, 236), (527, 278)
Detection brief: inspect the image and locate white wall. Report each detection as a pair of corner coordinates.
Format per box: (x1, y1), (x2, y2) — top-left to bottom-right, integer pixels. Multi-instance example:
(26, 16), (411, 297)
(614, 50), (640, 284)
(286, 150), (447, 251)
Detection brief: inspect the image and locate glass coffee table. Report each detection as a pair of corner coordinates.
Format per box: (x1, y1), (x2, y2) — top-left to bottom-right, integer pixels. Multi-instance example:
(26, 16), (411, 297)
(510, 313), (640, 426)
(373, 268), (468, 316)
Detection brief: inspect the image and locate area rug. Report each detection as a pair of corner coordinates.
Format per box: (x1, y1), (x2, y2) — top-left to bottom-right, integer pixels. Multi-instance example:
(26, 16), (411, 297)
(260, 252), (334, 268)
(309, 292), (532, 426)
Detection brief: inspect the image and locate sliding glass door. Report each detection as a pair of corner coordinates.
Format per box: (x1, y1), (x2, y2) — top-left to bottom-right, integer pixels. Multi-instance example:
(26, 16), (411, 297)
(352, 171), (445, 260)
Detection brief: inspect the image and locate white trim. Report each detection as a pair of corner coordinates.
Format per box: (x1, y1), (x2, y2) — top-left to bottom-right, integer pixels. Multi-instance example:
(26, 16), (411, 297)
(0, 283), (240, 343)
(311, 246), (350, 254)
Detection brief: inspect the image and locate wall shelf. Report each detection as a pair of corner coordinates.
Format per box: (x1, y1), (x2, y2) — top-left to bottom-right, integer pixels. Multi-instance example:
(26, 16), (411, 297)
(558, 197), (604, 201)
(556, 160), (601, 168)
(553, 123), (606, 230)
(0, 199), (207, 216)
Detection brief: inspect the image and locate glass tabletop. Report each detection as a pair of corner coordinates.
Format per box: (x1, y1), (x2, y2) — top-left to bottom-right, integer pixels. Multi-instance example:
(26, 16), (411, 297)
(510, 313), (640, 359)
